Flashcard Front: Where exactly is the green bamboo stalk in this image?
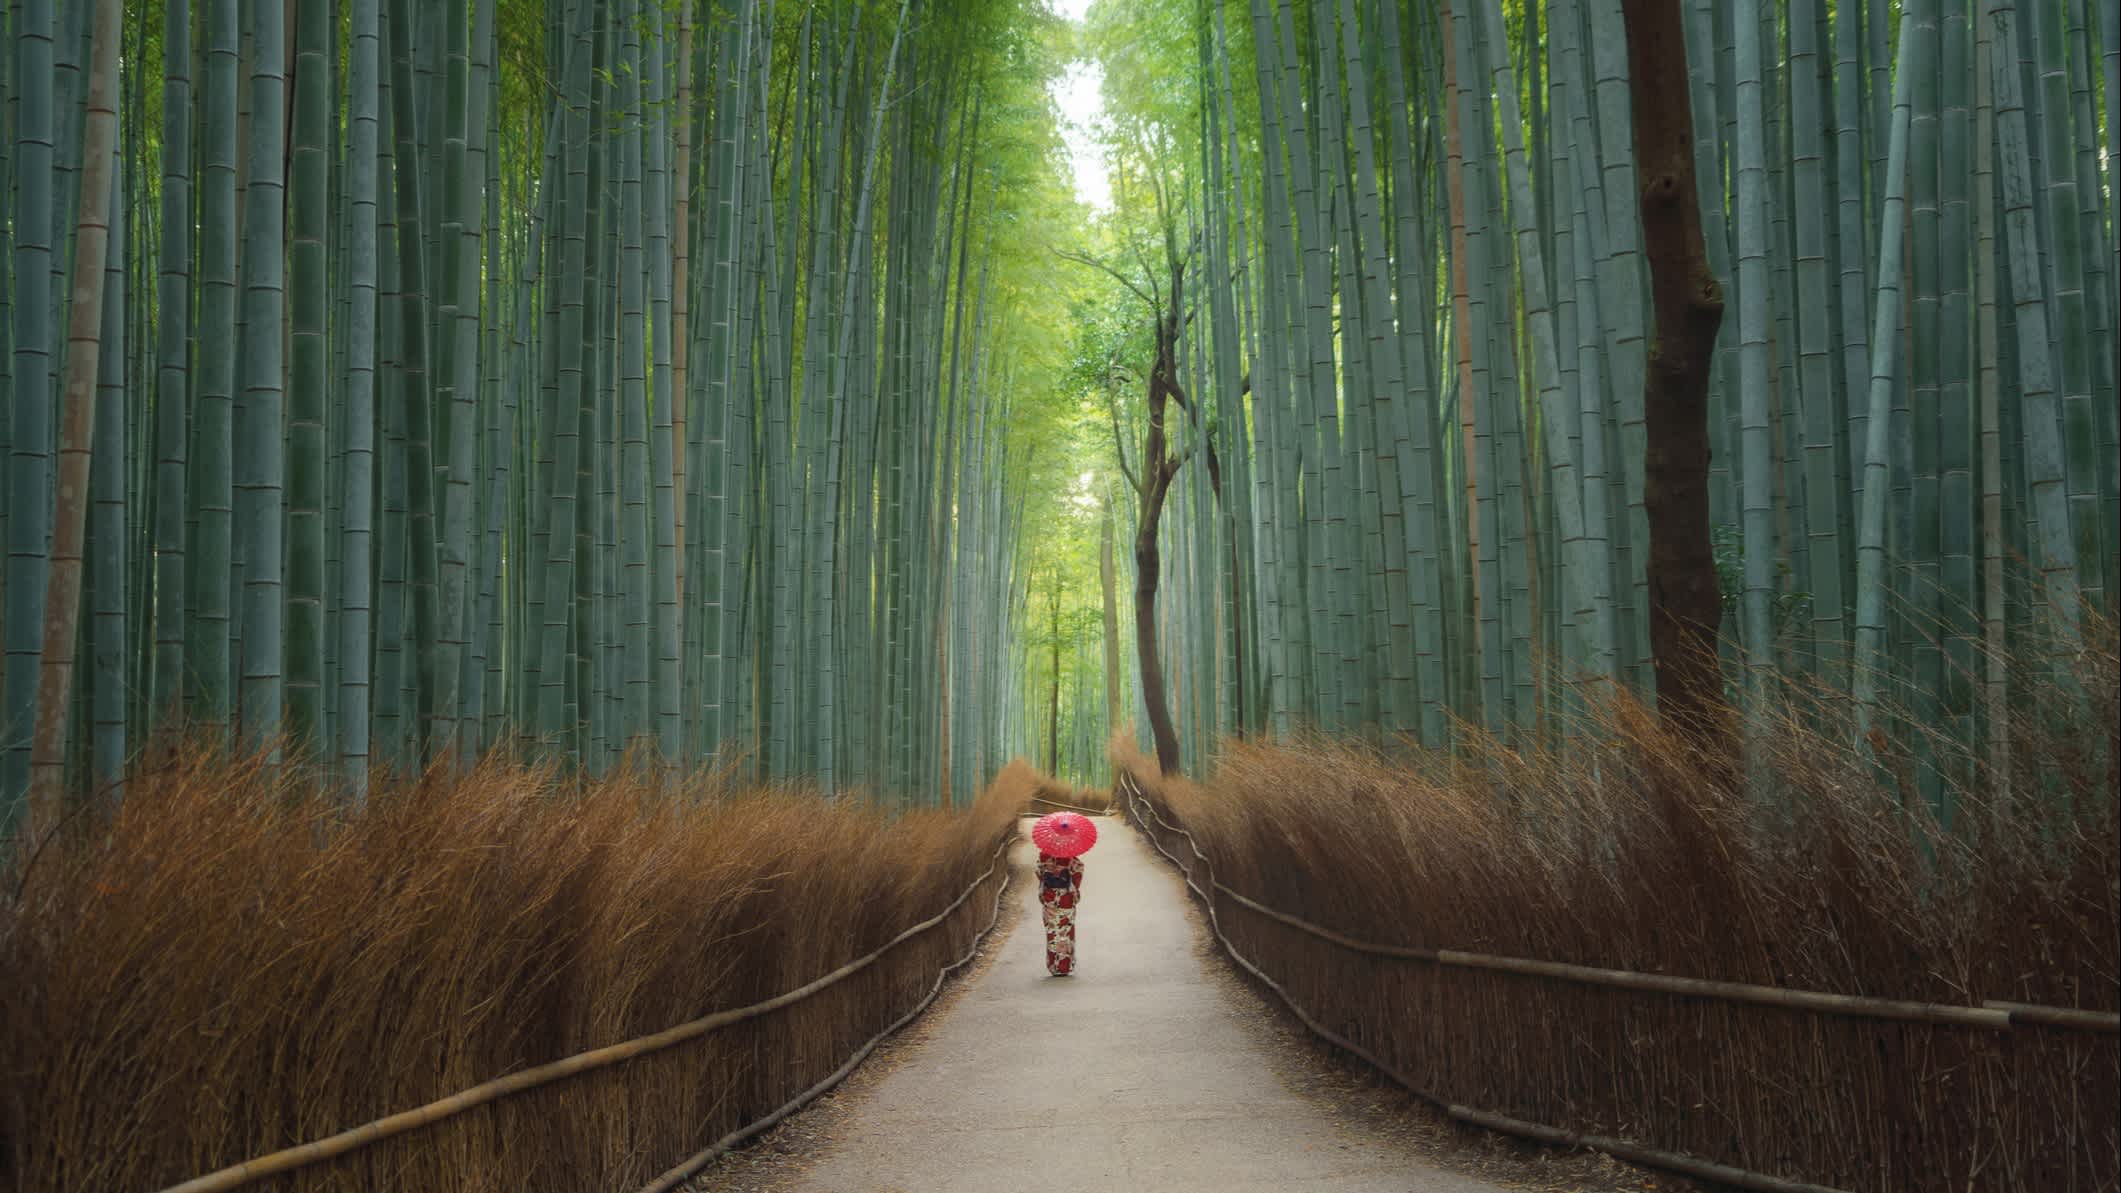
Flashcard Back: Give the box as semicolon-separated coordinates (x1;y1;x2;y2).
1478;0;1617;688
646;0;680;759
150;0;192;726
1571;0;1645;688
1245;0;1307;736
615;0;652;753
1790;0;1848;687
287;0;331;750
1365;0;1450;738
372;34;409;765
1446;0;1508;734
1936;0;1976;805
385;0;436;759
0;5;13;691
1731;0;1775;698
1334;0;1415;733
1904;0;1944;803
1852;0;1925;734
1553;7;1623;709
1829;0;1872;504
434;0;487;762
26;0;122;835
817;0;913;791
2066;0;2118;607
338;0;382;793
535;0;593;746
465;0;499;751
2032;0;2105;614
233;0;287;751
580;3;616;762
4;0;59;822
1983;0;2083;647
90;151;127;791
1973;3;2010;807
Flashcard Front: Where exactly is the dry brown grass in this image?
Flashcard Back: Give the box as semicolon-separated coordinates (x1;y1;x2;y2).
0;749;1035;1193
1028;780;1112;814
1115;630;2119;1193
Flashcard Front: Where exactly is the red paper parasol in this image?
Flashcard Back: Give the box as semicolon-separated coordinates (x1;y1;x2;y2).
1031;812;1098;858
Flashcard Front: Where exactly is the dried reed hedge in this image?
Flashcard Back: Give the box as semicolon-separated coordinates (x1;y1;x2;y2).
1030;781;1112;814
1116;632;2119;1193
0;749;1034;1193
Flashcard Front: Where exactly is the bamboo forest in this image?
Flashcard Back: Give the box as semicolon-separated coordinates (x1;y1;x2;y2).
1;0;2116;1190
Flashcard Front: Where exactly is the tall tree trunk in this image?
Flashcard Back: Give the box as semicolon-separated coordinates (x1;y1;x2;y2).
1135;498;1182;775
1620;0;1729;739
1100;494;1121;730
1135;262;1189;777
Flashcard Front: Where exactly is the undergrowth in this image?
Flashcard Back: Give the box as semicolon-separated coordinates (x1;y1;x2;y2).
0;749;1035;1193
1116;626;2119;1192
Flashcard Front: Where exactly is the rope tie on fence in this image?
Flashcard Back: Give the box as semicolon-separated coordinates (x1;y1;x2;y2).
154;832;1019;1193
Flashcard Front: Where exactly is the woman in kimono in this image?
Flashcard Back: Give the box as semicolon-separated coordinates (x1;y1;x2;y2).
1035;850;1085;975
1030;810;1096;976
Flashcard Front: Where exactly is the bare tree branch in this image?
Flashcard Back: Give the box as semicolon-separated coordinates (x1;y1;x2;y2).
1167;375;1193;414
1053;247;1158;309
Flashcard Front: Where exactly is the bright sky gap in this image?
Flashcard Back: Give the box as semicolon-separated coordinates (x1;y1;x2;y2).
1050;0;1110;212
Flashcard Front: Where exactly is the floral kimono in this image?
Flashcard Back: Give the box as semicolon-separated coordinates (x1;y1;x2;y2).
1035;852;1085;975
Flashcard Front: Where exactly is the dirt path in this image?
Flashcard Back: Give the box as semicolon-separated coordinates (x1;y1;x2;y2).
760;817;1513;1192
